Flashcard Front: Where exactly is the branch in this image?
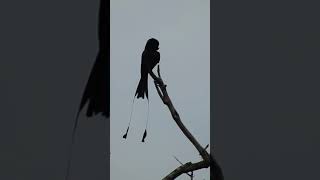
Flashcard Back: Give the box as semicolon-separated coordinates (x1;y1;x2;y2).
173;156;194;179
153;65;224;180
164;160;207;179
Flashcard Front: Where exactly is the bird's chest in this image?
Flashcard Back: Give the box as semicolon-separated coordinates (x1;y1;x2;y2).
142;52;159;69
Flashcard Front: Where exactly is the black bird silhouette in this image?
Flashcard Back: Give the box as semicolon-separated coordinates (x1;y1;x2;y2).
65;0;109;179
135;38;160;99
123;38;160;142
77;0;109;119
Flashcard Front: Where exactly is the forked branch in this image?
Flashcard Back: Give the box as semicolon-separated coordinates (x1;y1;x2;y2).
153;65;224;180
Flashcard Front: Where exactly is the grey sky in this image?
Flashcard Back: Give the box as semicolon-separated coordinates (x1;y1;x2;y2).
110;0;210;179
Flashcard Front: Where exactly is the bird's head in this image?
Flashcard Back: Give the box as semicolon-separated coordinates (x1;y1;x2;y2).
145;38;159;51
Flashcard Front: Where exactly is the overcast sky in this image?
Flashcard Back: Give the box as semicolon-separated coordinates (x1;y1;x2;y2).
110;0;210;179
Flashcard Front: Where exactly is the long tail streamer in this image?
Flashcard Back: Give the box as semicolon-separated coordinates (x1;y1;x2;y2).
142;98;150;142
123;96;136;139
65;110;81;180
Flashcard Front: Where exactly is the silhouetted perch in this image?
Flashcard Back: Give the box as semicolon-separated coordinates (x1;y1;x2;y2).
153;66;223;180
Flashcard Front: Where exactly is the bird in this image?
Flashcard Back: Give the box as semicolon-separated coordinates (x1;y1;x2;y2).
77;0;109;119
65;0;109;179
123;38;160;142
135;38;160;99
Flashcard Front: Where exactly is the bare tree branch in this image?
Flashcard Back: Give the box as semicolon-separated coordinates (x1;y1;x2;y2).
153;65;224;180
173;156;194;179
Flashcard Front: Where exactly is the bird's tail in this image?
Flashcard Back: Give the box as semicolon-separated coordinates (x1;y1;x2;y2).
135;77;148;99
65;110;81;180
141;99;149;142
123;96;135;139
124;79;150;141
